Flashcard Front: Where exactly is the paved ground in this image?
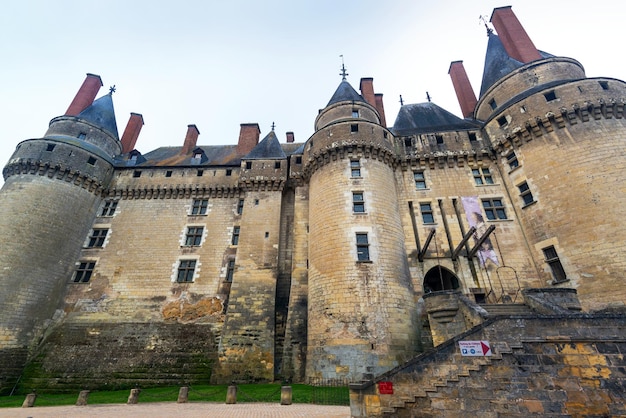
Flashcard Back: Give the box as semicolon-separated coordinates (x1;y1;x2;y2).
0;402;351;417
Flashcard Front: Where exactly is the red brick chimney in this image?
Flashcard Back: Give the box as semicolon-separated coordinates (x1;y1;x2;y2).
448;61;478;119
286;132;295;143
359;78;376;108
490;6;541;63
65;73;103;116
374;94;387;127
120;113;144;153
237;123;260;155
180;124;200;155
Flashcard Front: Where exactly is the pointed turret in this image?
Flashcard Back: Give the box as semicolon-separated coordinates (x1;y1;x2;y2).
245;130;286;160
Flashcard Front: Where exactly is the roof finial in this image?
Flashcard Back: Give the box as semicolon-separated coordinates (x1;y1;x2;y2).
479;15;493;36
339;55;349;80
271;122;276;131
109;85;116;95
399;95;404;106
426;91;432;102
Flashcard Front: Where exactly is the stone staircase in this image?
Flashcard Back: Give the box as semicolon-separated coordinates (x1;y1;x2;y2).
479;302;534;316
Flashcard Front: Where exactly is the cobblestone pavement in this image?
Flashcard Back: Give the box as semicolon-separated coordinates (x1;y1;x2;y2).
0;402;351;417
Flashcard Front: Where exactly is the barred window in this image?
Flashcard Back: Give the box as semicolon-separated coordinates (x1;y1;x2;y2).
73;261;96;283
482;198;507;220
177;260;197;283
87;228;108;248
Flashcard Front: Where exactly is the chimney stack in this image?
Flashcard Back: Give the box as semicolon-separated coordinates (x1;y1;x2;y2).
359;78;376;108
120;113;144;154
286;132;295;143
374;94;387;127
448;61;478;119
180;124;200;155
65;73;103;116
237;123;261;155
490;6;541;63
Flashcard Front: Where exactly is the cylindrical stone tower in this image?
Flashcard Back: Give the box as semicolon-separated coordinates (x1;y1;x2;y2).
0;74;120;387
303;80;417;382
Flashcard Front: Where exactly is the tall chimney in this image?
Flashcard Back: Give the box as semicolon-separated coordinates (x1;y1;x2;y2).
237;123;260;155
359;78;376;108
374;94;387;127
286;132;295;143
180;124;200;155
490;6;541;63
65;73;103;116
120;113;144;153
448;61;478;119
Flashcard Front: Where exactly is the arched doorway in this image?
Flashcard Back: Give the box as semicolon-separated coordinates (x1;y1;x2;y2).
423;266;460;293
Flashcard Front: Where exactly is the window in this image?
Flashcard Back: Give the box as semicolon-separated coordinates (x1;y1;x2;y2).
176;260;196;283
274;161;281;169
73;261;95;283
599;81;609;90
350;160;361;177
353;192;365;213
226;169;232;176
237;199;244;215
543;246;567;283
133;170;141;178
46;143;55;151
165;170;173;177
87;228;108;248
351;124;358;133
489;99;497;110
191;199;208;215
419;203;434;224
435;135;444;144
482;198;507;220
225;260;235;282
100;200;118;217
404;138;412;147
197;170;203;177
295;156;302;164
254;199;259;205
352;110;359;118
78;133;87;140
246;161;252;169
497;116;508;127
194;152;203;159
518;182;535;206
231;226;240;245
544;90;557;102
414;171;426;189
184;226;204;246
472;167;494;185
506;151;519;169
356;233;370;261
468;132;477;142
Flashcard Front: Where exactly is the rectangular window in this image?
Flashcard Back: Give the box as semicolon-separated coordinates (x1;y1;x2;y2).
356;233;370;261
78;132;87;140
350;160;361;177
133;170;141;178
225;259;235;282
482;198;507;220
100;200;118;217
472;167;494;185
237;199;244;215
518;182;535;206
46;143;56;151
73;261;95;283
543;246;567;283
176;260;196;283
184;226;204;246
353;192;365;213
497;116;508;127
414;171;426;189
435;135;444;144
489;98;497;110
351;124;358;133
191;199;208;215
295;156;302;164
599;81;609;90
544;90;557;102
197;170;203;177
419;202;435;224
246;161;252;169
226;169;232;176
352;110;359;118
165;170;173;177
231;226;240;245
274;161;281;169
87;157;97;166
468;132;477;142
87;228;108;248
506;151;519;169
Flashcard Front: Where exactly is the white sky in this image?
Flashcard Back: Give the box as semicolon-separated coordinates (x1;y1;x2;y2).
1;1;625;187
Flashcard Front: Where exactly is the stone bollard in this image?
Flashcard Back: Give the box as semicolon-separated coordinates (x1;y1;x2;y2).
22;392;37;408
225;385;237;404
177;386;189;403
280;385;292;405
76;390;90;406
127;388;141;404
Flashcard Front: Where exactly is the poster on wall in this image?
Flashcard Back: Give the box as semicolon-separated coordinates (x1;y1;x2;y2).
461;196;499;268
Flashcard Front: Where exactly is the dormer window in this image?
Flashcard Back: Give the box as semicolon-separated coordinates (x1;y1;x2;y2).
194;152;203;159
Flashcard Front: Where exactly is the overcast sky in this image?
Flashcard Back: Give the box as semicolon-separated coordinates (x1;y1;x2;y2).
1;1;625;187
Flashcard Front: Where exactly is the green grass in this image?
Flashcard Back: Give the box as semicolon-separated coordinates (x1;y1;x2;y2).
0;383;350;407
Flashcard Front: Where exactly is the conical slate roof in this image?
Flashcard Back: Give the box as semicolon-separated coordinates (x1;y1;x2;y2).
78;93;119;139
392;102;480;136
245;130;286;159
327;80;367;106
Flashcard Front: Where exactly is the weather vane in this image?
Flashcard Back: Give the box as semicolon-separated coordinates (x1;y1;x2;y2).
426;91;432;102
479;15;493;36
109;85;116;95
271;122;276;131
399;95;404;106
339;55;348;80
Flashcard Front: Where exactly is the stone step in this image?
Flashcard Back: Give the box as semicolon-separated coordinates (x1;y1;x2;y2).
480;303;534;316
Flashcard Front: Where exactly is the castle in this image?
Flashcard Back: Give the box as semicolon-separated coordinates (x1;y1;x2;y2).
1;6;625;410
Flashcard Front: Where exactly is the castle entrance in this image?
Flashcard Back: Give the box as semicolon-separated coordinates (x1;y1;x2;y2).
423;266;460;293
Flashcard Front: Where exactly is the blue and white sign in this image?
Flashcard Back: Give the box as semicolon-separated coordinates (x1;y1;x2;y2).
459;340;492;356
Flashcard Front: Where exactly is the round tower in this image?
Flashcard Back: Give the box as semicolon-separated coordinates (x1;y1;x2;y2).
477;7;626;309
303;79;418;382
0;74;120;384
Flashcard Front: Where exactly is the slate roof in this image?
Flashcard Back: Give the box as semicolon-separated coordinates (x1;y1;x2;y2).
245;130;287;159
391;102;481;136
78;94;119;140
327;80;367;106
480;32;554;98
